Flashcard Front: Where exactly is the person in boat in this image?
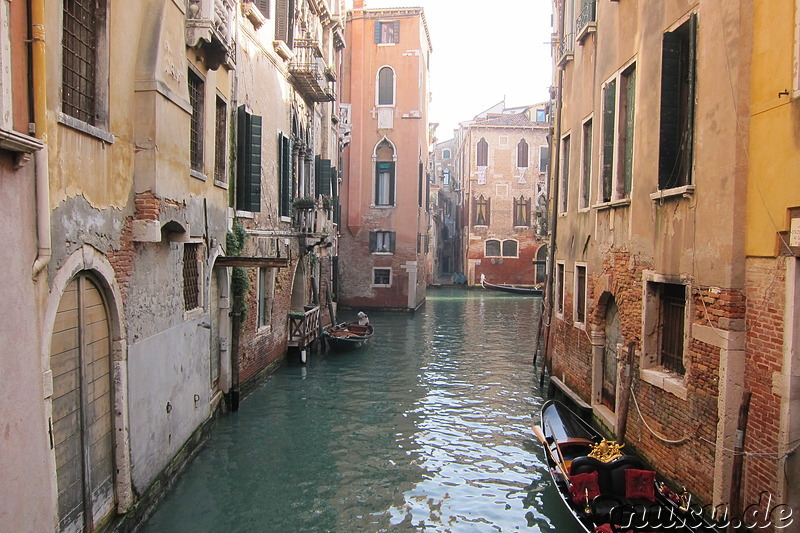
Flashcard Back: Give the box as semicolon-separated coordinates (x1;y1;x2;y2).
357;311;369;326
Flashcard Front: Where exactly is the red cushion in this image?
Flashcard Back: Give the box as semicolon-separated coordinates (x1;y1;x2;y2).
594;525;614;533
624;468;656;501
570;470;601;504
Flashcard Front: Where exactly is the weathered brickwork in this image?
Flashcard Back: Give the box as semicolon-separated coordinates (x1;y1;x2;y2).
106;217;135;303
552;250;746;504
743;257;786;512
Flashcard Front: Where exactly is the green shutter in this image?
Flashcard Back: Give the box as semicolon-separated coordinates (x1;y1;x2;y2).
369;231;377;252
374;21;382;43
623;68;636;197
279;133;293;217
236;106;262;212
602;80;616;202
658;31;682;189
389;232;396;252
393;20;400;43
319;159;332;196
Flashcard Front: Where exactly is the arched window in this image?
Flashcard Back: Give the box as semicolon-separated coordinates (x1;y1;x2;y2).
473;194;489;226
378;67;395;106
534;245;547;285
485;239;501;257
517;139;529;168
502;239;518;257
476;138;488;166
374;140;395;206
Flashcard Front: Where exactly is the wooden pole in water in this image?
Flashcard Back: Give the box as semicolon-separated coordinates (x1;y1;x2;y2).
616;342;636;443
729;390;751;532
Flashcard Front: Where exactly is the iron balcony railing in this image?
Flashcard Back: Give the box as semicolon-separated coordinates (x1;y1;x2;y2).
289;39;335;102
576;0;597;41
557;32;574;65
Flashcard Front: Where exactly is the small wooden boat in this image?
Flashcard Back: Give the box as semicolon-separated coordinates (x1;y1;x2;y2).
480;274;542;295
324;322;374;351
534;400;721;532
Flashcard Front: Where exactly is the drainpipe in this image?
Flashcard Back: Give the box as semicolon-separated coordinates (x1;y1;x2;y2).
30;0;51;280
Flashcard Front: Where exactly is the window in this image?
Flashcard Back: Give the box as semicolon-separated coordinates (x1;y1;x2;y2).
575;264;587;325
580;118;592;209
556;262;565;315
502;240;518;257
643;275;688;379
474;195;490;226
374;20;400;44
188;69;205;175
517;139;529;168
255;0;270;17
659;15;696;190
442;149;451;159
476;138;488;166
539;145;550;172
278;132;293;217
536;109;547;122
375;161;395;206
485;239;501;256
370;231;396;253
373;268;391;286
258;268;274;329
275;0;295;47
443;169;450;185
62;0;106;126
378;67;395;106
183;243;203;311
214;96;228;185
600;64;636;202
658;283;686;374
513;196;531;227
236;106;262;212
534;245;548;285
559;134;570;214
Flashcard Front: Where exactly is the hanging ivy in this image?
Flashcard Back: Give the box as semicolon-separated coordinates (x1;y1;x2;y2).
226;220;249;320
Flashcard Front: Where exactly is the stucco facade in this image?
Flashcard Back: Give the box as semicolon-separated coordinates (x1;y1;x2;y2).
339;1;432;311
547;0;752;513
455;105;549;287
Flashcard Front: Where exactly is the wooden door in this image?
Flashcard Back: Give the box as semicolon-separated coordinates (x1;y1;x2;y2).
50;274;115;532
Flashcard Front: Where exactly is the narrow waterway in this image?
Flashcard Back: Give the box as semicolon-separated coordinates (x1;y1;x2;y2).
141;288;575;532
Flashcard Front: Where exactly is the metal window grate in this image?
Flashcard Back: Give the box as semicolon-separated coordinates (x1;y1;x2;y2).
183;244;201;310
189;70;205;172
62;0;100;124
214;97;227;183
660;284;686;374
576;266;586;323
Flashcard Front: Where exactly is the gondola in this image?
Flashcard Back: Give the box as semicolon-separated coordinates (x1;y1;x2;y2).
534;400;721;532
324;322;374;351
480;274;542;295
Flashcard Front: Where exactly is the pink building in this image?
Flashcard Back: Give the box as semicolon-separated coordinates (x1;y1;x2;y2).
339;1;433;310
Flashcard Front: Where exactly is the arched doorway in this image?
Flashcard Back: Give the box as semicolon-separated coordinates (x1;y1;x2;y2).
602;298;621;411
50;273;116;532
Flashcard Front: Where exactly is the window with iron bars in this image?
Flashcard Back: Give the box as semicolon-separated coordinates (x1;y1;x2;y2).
183;243;202;311
214;96;227;184
62;0;105;125
189;69;205;174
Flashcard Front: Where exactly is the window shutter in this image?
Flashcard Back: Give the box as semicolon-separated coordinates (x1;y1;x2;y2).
256;0;270;17
236;106;262;212
486;197;491;226
369;231;377;252
319;159;332;196
374;21;382;43
276;0;288;41
330;166;338;199
279;133;293;217
658;31;682;189
393;20;400;43
389;162;395;205
314;154;321;194
602;80;616;202
540;145;550;171
389;232;396;252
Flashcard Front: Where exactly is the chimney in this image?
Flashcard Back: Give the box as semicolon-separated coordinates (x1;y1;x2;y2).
353;0;365;8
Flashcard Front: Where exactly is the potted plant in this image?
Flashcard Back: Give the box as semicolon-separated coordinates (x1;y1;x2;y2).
292;196;315;209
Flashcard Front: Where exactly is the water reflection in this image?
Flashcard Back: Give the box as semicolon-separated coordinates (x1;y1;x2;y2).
142;288;574;532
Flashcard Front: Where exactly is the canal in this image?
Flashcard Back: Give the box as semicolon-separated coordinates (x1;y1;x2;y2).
141;288;575;532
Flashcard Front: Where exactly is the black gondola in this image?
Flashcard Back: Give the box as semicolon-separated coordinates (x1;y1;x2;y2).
534;400;721;533
480;274;542;295
324;322;374;351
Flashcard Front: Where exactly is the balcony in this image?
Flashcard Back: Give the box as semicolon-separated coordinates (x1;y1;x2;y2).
576;0;597;42
557;32;574;66
186;0;235;70
292;202;334;236
289;39;335;102
288;306;321;348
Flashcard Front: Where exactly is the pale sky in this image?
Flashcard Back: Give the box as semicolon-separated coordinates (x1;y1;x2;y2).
345;0;554;139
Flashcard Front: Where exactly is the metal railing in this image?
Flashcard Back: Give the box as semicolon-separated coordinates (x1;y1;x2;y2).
576;0;597;36
557;33;574;64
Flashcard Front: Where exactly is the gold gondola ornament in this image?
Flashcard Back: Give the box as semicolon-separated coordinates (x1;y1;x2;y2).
587;438;625;463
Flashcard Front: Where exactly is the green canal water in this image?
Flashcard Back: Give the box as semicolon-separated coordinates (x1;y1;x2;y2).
140;287;576;532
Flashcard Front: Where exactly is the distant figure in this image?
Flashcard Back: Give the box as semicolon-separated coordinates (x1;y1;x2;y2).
357;311;369;326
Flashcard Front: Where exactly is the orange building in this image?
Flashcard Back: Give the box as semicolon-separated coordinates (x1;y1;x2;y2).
339;1;433;310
